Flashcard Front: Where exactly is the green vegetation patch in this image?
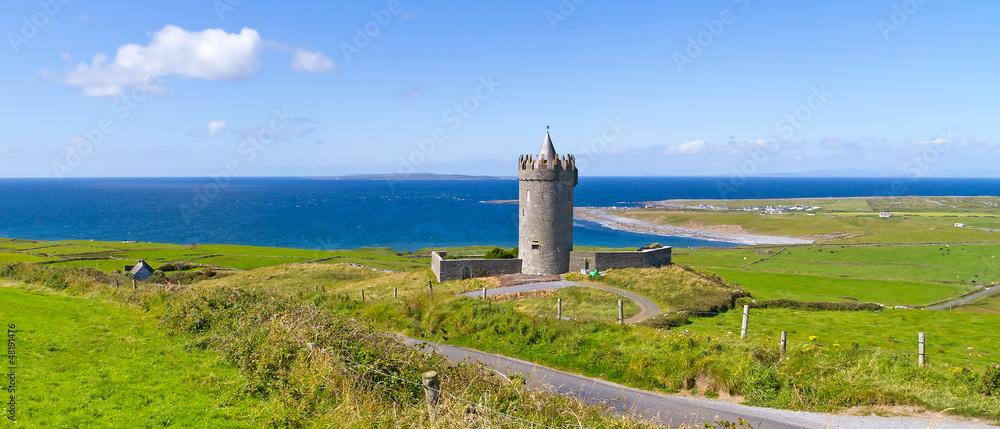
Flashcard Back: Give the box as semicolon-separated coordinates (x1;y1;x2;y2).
0;238;430;273
659;196;1000;214
567;265;742;313
0;253;58;264
351;296;1000;419
0;265;652;428
0;286;262;427
621;209;1000;244
686;307;1000;371
741;244;1000;284
493;286;639;321
708;268;968;307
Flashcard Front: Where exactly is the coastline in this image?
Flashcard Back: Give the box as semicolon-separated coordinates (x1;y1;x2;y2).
573;207;814;246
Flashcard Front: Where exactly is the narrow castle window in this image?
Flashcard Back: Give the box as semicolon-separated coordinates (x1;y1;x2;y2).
531;240;540;250
526;190;530;203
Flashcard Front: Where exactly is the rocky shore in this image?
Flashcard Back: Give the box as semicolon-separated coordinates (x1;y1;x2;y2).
574;207;814;246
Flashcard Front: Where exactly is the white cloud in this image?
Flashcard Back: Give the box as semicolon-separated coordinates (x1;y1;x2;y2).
290;49;336;73
663;139;712;155
208;120;227;137
49;25;335;96
291;127;316;138
64;136;85;144
398;82;432;99
920;137;949;146
59;52;71;61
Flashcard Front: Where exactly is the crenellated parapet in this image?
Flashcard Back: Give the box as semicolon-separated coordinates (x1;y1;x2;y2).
518;153;577;171
518;153;578;186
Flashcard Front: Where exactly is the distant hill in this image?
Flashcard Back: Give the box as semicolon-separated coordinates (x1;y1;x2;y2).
315;173;515;181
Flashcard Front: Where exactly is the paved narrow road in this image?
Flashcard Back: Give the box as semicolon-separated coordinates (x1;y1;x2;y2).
400;336;992;429
927;285;1000;310
460;278;661;324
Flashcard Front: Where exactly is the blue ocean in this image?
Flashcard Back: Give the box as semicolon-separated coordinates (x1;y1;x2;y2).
1;177;998;251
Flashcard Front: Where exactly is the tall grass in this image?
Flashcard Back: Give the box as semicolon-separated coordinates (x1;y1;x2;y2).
0;263;660;428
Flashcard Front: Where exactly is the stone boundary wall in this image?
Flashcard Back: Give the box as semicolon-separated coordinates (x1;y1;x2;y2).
569;247;672;273
431;251;523;282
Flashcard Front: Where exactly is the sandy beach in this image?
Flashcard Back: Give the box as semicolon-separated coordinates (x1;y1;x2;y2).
574;207;814;246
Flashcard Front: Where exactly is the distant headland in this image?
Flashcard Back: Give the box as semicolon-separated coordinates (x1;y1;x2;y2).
314;173;515;181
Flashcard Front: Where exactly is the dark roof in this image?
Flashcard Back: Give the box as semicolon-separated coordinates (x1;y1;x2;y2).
129;260;155;281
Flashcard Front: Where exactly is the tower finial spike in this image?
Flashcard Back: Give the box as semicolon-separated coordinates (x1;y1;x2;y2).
539;128;556;161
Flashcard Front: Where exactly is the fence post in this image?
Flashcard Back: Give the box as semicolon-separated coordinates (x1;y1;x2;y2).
741;304;750;339
780;331;787;354
558;298;562;319
361;289;365;303
618;300;624;325
918;332;926;368
482;286;487;299
422;370;440;416
132;279;137;289
394;287;397;299
315;285;318;293
428;281;433;295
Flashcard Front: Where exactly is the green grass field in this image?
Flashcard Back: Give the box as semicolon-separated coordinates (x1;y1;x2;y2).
621;210;1000;243
684;307;1000;369
659;196;1000;214
8;251;1000;421
493;286;640;321
0;284;263;427
0;237;432;273
706;268;969;306
672;244;1000;306
0;273;655;428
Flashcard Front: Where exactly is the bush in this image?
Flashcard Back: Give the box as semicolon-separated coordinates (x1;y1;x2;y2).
645;311;690;329
0;263;70;290
736;298;883;312
483;247;517;259
980;365;1000;396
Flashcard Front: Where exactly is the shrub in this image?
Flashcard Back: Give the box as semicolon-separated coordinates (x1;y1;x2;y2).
483;247;517;259
979;365;1000;396
736;298;883;312
645;311;690;328
0;263;70;290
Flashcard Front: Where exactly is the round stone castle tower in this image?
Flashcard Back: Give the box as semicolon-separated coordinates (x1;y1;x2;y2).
518;131;578;275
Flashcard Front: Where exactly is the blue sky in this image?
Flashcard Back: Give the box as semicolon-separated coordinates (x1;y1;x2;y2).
1;0;998;178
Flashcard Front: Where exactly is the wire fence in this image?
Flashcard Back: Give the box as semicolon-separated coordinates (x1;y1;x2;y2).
680;306;1000;368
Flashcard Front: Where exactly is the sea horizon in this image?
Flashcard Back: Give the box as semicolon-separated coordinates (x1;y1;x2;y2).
2;176;999;252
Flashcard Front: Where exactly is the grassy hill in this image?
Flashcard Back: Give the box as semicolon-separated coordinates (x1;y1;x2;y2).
0;284;263;427
0;270;653;428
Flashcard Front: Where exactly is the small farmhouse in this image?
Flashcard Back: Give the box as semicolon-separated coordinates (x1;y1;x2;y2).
125;260;155;281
